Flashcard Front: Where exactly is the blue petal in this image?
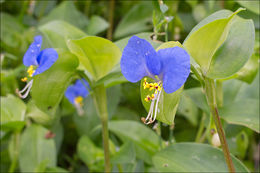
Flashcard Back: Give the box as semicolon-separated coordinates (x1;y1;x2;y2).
74;79;89;98
120;36;161;82
33;48;58;76
158;47;190;94
23;35;42;66
65;85;77;104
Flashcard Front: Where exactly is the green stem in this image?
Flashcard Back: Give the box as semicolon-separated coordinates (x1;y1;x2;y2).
107;0;115;40
164;23;168;42
93;85;111;172
9;132;20;173
216;80;223;107
190;65;205;87
195;112;206;143
204;77;235;173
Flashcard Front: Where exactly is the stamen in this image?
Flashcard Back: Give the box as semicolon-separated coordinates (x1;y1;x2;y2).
27;65;35;77
16;80;33;99
21;77;28;82
152;89;162;122
74;96;84;116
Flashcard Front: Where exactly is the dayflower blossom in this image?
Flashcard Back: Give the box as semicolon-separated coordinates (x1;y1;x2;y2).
65;79;90;115
16;35;58;98
120;36;190;124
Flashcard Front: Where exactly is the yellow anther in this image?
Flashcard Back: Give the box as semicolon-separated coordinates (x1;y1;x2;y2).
74;96;83;106
27;65;35;77
151;94;155;99
21;77;28;82
144;95;151;102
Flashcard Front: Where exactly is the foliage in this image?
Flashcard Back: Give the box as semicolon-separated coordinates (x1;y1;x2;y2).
1;0;259;173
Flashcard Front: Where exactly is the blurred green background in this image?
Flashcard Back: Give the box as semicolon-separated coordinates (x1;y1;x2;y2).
1;0;259;172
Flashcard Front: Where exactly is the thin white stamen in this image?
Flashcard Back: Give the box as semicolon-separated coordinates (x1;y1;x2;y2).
74;102;84;116
16;80;33;99
152;89;162;122
145;98;155;121
19;80;33;93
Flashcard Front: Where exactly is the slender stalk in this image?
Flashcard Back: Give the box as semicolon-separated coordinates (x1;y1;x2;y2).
195;112;206;143
169;124;174;144
9;132;20;173
93;85;111;172
204;77;235;173
107;0;115;40
216;80;223;107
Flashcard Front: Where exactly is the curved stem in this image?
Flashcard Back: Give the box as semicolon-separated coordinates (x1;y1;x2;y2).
195;112;206;143
107;0;115;40
204;77;235;173
93;85;111;172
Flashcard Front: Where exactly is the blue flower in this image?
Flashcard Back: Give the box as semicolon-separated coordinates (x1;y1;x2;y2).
17;35;58;99
120;36;190;124
65;79;90;115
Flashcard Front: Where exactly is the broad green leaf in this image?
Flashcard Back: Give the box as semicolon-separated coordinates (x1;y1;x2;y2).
233;53;259;84
236;1;260;14
219;99;259;133
177;94;199;126
86;15;109;35
207;17;255;78
19;124;56;172
31;50;79;115
108;120;160;156
26;101;53;126
184;8;244;73
39;1;88;29
153;143;249;172
140;41;184;125
0;95;26;131
67;36;121;81
111;142;136;164
114;2;153;39
39;20;86;49
46;167;68;173
115;32;161;51
77;135;104;172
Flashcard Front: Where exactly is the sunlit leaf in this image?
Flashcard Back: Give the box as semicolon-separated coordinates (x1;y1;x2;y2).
67;36;121;81
19;124;56;172
153;143;249;172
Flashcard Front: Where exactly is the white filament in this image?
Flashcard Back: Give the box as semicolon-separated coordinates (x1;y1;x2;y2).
16;80;33;99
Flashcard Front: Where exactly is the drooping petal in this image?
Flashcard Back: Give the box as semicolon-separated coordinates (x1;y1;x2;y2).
74;79;89;97
120;36;161;82
23;35;42;66
33;48;58;76
65;85;77;104
158;47;190;94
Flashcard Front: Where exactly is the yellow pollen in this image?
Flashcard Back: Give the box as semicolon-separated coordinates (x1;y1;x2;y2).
21;77;28;82
27;65;35;77
143;78;162;102
74;96;83;106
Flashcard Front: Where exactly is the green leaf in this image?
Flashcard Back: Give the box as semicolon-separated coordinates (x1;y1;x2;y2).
153;143;249;172
0;95;26;131
111;142;136;164
26;101;53;126
206;17;255;78
236;1;260;14
184;8;244;73
140;41;184;125
115;32;161;52
219;99;259;133
177;94;199;126
19;124;56;172
77;135;104;172
46;167;68;173
108;120;160;156
39;20;86;49
114;2;153;39
39;1;88;29
86;15;109;35
67;36;121;81
31;49;79;115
